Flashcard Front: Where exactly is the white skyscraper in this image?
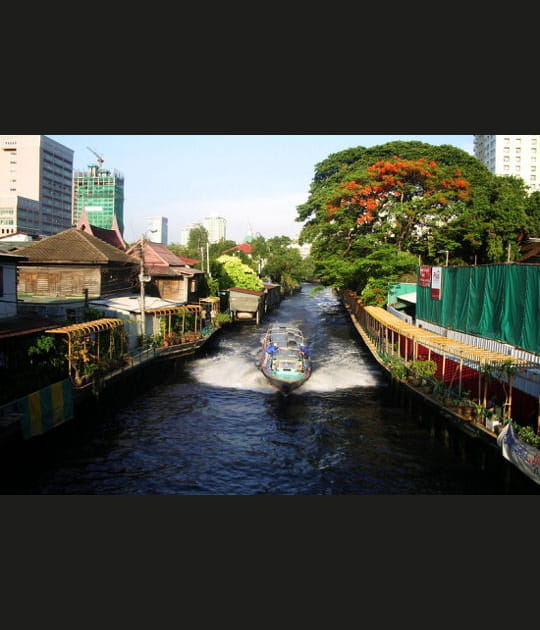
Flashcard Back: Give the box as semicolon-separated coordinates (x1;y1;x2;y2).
0;134;74;237
473;135;540;193
204;214;226;243
146;216;168;244
180;222;203;246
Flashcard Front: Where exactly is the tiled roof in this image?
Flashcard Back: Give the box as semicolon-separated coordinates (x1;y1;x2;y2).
126;240;199;268
13;228;138;265
222;243;252;255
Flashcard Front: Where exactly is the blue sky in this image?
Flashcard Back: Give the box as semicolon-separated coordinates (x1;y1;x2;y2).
48;134;475;244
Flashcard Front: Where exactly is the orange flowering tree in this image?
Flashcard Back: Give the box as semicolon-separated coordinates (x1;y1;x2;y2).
324;156;471;254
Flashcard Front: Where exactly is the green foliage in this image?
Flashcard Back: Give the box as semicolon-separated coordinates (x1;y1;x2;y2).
83;307;105;321
525;190;540;237
27;335;67;371
517;425;540;449
187;225;209;249
260;236;305;293
388;356;408;380
215;255;264;291
409;359;437;379
215;312;232;325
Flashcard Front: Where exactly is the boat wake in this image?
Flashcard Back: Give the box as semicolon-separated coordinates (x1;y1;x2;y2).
190;284;385;393
191;351;383;393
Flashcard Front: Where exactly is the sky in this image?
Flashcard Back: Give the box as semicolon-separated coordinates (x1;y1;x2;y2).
48;134;475;244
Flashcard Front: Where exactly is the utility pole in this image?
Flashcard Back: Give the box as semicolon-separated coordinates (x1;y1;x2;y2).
139;233;146;340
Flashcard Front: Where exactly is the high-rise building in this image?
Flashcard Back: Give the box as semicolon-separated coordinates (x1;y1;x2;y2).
473;135;540;193
146;216;168;244
204;214;226;243
180;222;203;246
72;162;125;235
0;134;74;237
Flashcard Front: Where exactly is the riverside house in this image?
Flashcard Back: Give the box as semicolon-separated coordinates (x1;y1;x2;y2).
125;238;205;304
14;227;139;323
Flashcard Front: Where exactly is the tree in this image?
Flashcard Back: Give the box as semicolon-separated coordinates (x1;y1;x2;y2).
260;236;309;294
295;140;532;298
525;190;540;237
188;225;209;250
324;156;471;255
214;255;264;291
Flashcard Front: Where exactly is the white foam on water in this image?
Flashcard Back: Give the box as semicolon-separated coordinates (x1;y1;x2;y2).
301;362;381;392
192;354;273;392
191;347;383;393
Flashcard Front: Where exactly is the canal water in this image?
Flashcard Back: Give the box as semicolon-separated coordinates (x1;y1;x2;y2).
0;284;510;494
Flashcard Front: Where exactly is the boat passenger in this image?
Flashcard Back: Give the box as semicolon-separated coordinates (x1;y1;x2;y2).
267;343;279;354
300;344;310;357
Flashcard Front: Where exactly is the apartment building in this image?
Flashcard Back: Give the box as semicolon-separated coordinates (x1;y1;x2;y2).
473;135;540;193
0;135;74;237
204;214;226;243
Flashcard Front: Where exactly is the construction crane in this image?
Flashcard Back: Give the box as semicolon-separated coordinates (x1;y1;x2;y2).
87;146;104;169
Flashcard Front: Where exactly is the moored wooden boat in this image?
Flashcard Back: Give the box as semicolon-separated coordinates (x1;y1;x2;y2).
260;325;312;394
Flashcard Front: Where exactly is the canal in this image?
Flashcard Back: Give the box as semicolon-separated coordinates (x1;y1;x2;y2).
0;284;513;494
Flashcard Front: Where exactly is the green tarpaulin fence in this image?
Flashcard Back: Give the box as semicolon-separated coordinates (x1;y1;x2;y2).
416;264;540;354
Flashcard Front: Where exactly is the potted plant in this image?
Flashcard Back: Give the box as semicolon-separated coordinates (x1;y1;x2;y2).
408;359;437;388
458;394;475;421
470;400;488;425
388;356;408;381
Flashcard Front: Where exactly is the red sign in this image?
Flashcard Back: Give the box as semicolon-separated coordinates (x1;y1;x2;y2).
419;266;431;287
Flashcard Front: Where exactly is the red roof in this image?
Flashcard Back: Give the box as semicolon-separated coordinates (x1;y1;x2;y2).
222;243;252;255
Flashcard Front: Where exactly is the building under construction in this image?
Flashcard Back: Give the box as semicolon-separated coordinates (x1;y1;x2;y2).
72;150;125;235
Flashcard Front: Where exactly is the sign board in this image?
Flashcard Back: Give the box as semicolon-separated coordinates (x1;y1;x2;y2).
431;266;442;300
419;266;431;287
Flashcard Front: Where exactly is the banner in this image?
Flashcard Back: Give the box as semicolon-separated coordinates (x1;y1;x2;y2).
16;379;74;440
419;266;431;287
497;422;540;486
431;266;442;300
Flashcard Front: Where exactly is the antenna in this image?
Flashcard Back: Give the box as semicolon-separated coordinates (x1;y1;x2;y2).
87;146;104;169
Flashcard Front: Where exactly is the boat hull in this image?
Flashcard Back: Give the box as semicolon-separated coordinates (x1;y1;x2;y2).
260;325;312;394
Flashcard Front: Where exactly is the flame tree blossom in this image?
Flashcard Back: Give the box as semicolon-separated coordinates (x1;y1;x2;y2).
324;156;471;253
